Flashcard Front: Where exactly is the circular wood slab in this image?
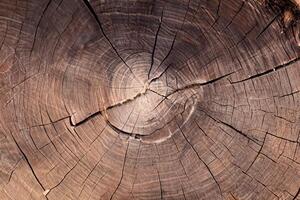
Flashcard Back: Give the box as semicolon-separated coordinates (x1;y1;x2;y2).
0;0;300;199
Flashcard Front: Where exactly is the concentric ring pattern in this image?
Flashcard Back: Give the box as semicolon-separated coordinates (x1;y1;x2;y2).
0;0;300;199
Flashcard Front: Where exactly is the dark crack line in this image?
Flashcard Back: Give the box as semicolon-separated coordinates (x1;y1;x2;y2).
148;9;164;80
55;0;63;10
149;63;172;84
232;163;280;199
165;71;235;98
216;0;221;16
148;88;167;98
266;132;300;144
48;133;117;194
69;88;149;129
65;122;83;142
82;0;142;84
236;22;257;46
47;158;81;194
87;172;107;199
6;159;22;184
38;110;69;167
69;72;233;134
78;136;117;198
224;1;245;30
110;142;129;200
31;0;52;56
211;0;222;29
177;122;223;196
132;110;141;134
194;120;208;137
69;103;143;138
103;83;150;110
246;134;267;172
157;167;163;200
293;188;300;200
46;136;119;196
230;192;238;200
256;12;281;39
181;187;187;200
11;72;41;90
150;34;177;80
121;105;135;130
278;90;300;98
46;111;80;166
21;116;70;130
105;117;143;139
229;56;300;84
149;0;191;80
69;111;143;139
274;114;295;123
198;109;261;145
218;120;261;145
11;134;46;192
194;118;236;159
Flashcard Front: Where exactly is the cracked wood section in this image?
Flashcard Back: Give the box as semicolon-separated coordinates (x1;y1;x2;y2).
0;0;300;200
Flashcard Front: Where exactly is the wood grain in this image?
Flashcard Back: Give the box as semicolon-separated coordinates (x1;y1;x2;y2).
0;0;299;199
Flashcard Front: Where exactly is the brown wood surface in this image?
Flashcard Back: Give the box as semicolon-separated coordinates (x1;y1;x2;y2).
0;0;300;199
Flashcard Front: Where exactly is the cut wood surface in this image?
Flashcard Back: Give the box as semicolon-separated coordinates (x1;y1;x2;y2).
0;0;300;199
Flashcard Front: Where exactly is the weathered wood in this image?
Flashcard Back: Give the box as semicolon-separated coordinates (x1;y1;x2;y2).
0;0;299;199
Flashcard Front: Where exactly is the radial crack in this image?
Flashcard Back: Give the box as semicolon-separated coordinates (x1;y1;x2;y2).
148;9;164;80
256;12;281;39
198;109;261;145
224;1;245;30
246;134;267;172
229;56;300;84
11;134;46;192
150;34;177;79
293;188;300;200
110;142;129;200
157;167;163;200
266;132;300;144
164;72;235;98
70;71;234;138
31;0;52;56
177;122;223;196
149;0;191;80
82;0;142;84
